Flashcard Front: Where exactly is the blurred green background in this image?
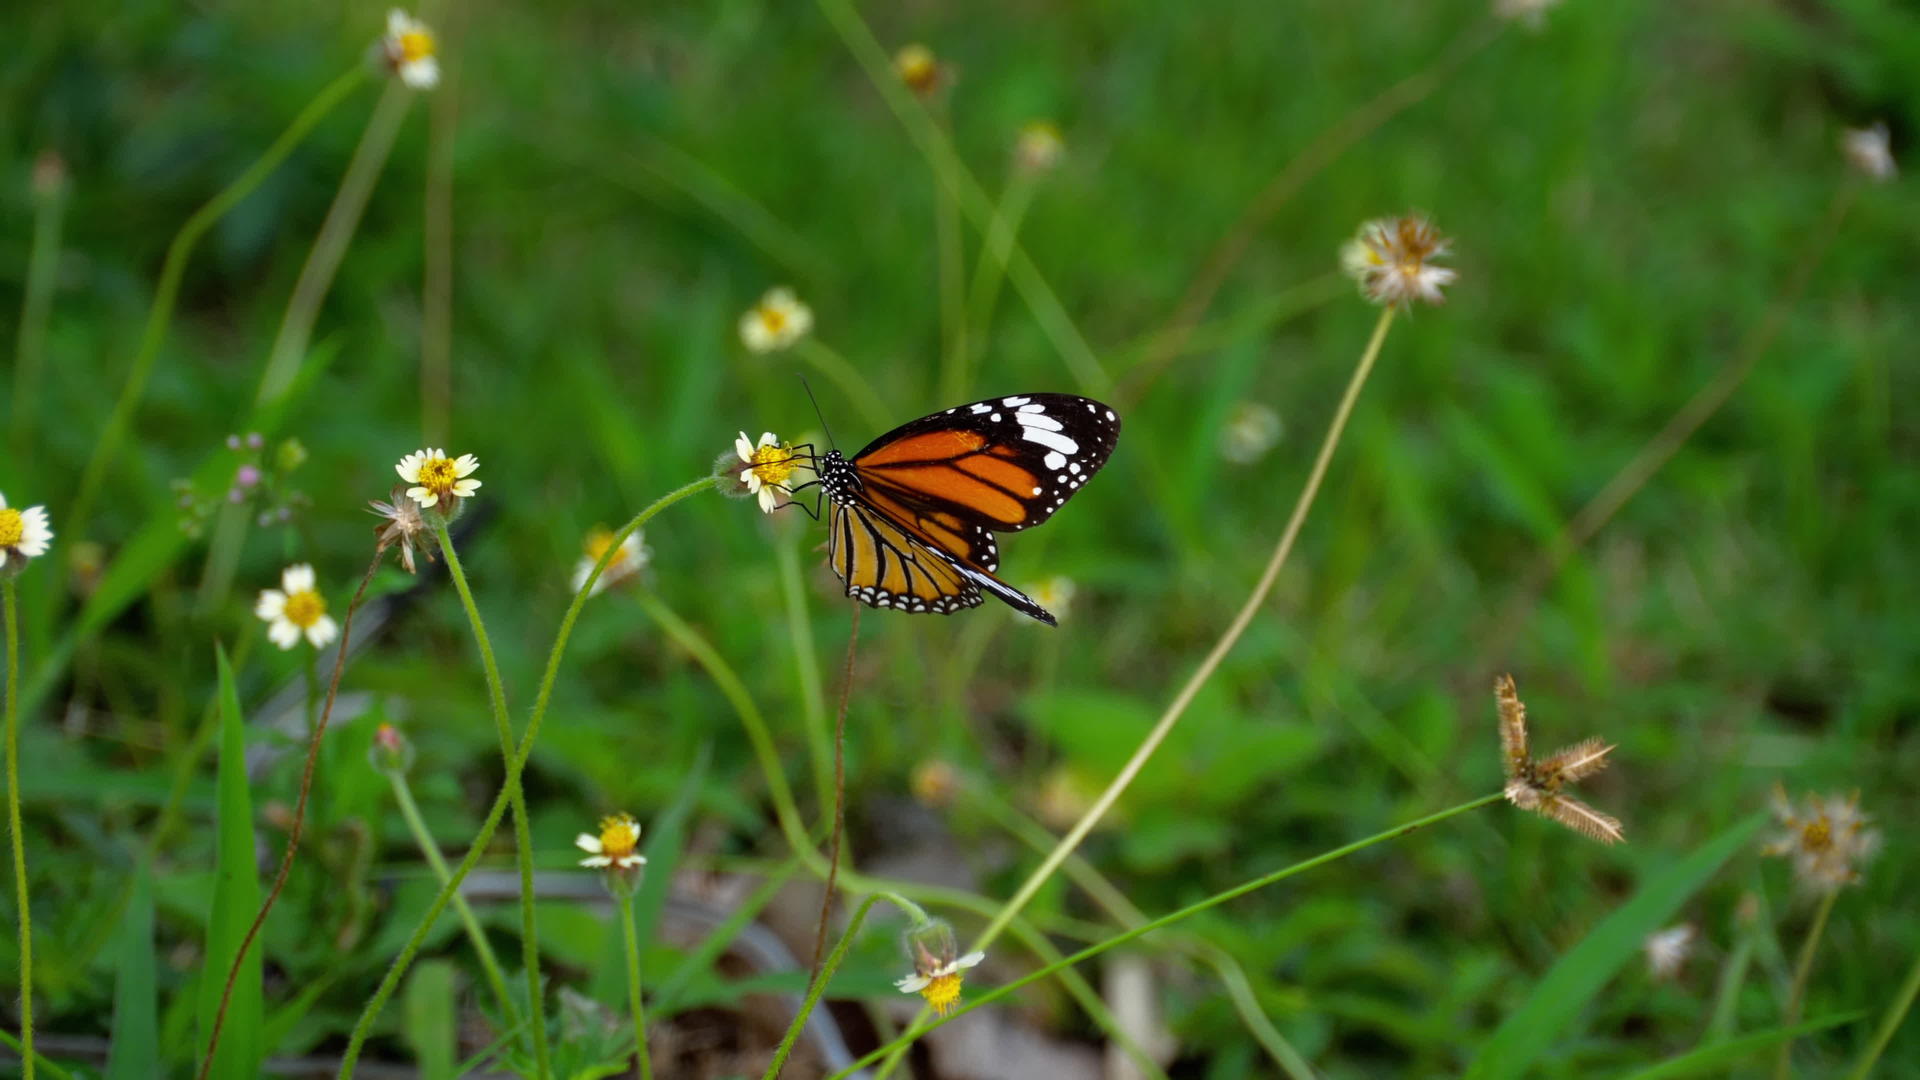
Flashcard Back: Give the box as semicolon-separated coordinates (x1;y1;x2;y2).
2;0;1917;1076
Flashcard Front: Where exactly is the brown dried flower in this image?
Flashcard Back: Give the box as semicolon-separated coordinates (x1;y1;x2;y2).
1496;674;1624;845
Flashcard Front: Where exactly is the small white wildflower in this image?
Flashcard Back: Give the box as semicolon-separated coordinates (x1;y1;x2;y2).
1841;123;1896;183
0;492;53;572
255;563;338;650
381;10;440;89
738;288;813;353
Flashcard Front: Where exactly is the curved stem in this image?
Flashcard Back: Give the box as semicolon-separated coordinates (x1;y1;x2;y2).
4;582;33;1079
434;522;550;1080
335;475;717;1078
762;892;925;1080
1775;888;1839;1080
617;894;654;1080
837;793;1502;1079
69;67;366;538
387;770;520;1029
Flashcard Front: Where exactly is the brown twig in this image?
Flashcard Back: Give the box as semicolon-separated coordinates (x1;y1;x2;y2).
197;549;386;1080
808;604;861;984
1117;17;1502;407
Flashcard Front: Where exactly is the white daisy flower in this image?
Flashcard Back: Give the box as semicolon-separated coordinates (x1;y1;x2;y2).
381;10;440;89
575;813;647;871
1841;123;1896;183
736;431;801;513
572;526;651;596
255;563;339;650
395;448;481;513
0;492;53;571
895;931;986;1017
738;288;813;353
1341;214;1457;309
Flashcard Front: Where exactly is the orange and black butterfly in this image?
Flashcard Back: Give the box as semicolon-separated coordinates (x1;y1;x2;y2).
798;394;1120;626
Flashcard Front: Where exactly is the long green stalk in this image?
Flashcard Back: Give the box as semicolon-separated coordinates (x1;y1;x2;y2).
1846;945;1920;1080
69;68;365;539
834;793;1503;1079
435;523;551;1080
4;582;33;1079
336;475;718;1077
617;895;654;1080
762;892;926;1080
775;540;833;814
11;158;67;462
1776;888;1839;1080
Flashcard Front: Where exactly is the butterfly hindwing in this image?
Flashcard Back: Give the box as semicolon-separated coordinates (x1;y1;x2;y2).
827;500;984;615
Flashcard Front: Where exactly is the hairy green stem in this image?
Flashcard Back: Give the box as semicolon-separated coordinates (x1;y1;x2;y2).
837;793;1502;1078
4;582;33;1079
617;894;655;1080
69;67;365;539
387;770;522;1032
335;475;717;1077
435;522;551;1080
1776;888;1839;1080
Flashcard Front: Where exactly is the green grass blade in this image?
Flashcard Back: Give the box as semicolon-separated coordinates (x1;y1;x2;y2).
1621;1014;1861;1080
197;645;263;1078
403;960;459;1080
105;858;159;1080
1465;814;1765;1080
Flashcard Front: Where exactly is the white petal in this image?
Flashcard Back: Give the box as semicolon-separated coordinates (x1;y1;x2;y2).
453;454;479;477
575;833;603;853
268;619;301;650
453;479;481;497
0;550;9;569
579;855;612;868
896;975;930;993
405;486;437;508
387;9;411;36
617;854;648;868
741;470;761;493
757;485;778;513
255;590;287;620
397;452;424;482
402;57;439;89
306;615;339;648
954;951;986;970
758;432;777;447
571;559;594;594
0;492;7;510
283;563;316;592
736;433;755;462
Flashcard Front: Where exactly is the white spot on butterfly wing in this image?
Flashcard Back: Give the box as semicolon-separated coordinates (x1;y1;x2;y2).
1015;411;1064;432
1043;451;1067;470
1003;396;1031;406
991;413;1002;422
1025;428;1080;456
970;402;992;414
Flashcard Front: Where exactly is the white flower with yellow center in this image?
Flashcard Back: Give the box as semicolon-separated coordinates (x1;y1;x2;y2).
381;10;440;89
738;288;813;353
0;492;53;571
396;448;481;513
896;948;986;1017
572;526;651;596
255;563;338;650
576;813;647;870
736;431;802;513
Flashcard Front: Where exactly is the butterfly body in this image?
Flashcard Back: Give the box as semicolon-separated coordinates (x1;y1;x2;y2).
816;394;1120;625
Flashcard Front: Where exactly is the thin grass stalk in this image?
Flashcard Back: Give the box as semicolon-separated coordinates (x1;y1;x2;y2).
1481;182;1858;669
840;793;1503;1079
775;539;833;812
0;1031;67;1080
814;0;1108;394
421;39;459;444
808;607;860;982
1775;888;1840;1080
387;770;521;1029
3;582;33;1079
1845;945;1920;1080
433;524;551;1080
875;304;1398;1076
197;552;382;1080
1119;17;1500;405
764;892;925;1080
68;67;365;539
617;894;654;1080
336;475;717;1078
10;159;66;463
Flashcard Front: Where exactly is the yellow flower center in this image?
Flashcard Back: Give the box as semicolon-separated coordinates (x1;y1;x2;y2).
895;45;938;94
283;590;326;629
749;443;798;488
597;815;641;860
1801;817;1832;852
0;509;21;548
920;972;965;1016
398;29;435;62
417;456;460;494
584;527;629;568
759;306;789;335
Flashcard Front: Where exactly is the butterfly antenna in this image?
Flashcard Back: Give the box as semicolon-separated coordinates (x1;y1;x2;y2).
798;373;837;451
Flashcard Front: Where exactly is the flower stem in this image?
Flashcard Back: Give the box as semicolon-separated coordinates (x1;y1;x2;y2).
1776;887;1840;1080
617;894;654;1080
433;522;551;1080
1846;943;1920;1080
875;304;1398;1076
10;161;67;463
838;792;1502;1079
4;581;34;1080
774;539;832;813
68;67;366;541
762;891;926;1080
335;475;718;1078
387;769;521;1030
808;607;859;982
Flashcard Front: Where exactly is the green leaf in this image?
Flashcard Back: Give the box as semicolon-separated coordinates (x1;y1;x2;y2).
403;960;459;1080
196;645;263;1079
1620;1014;1862;1080
106;858;159;1080
1465;814;1766;1080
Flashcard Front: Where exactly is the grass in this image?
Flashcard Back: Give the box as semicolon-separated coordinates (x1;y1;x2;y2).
1;0;1917;1076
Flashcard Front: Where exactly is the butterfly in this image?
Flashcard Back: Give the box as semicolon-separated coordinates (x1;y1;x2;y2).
799;393;1120;626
